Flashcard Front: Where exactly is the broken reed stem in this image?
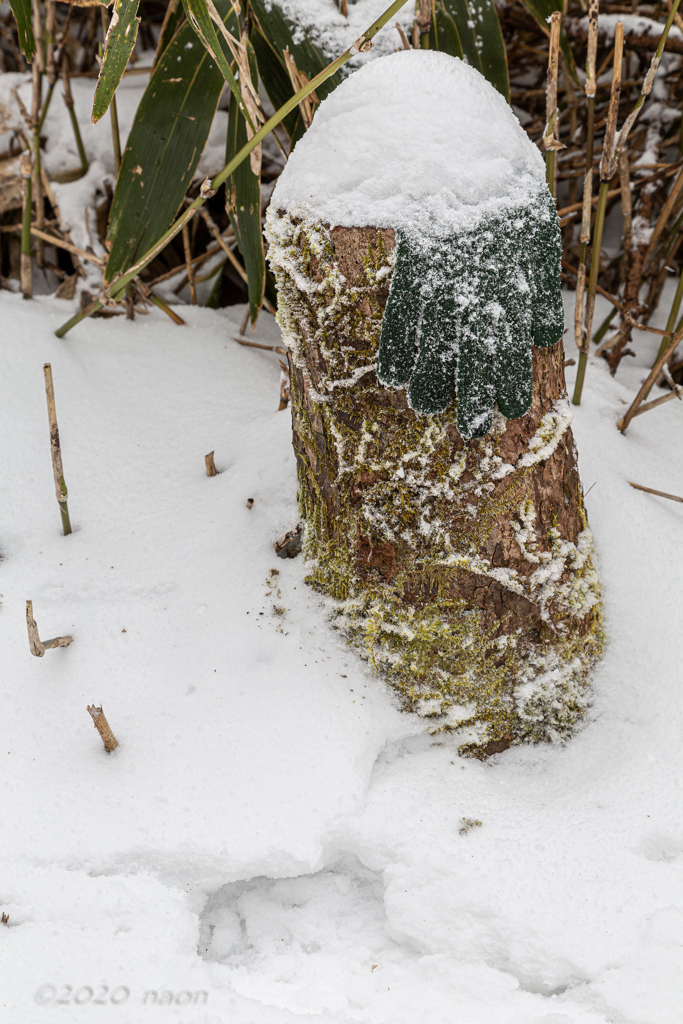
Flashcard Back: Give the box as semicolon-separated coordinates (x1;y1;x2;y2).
643;166;683;272
182;222;197;304
630;387;683;418
573;22;624;407
615;0;683;162
30;226;103;266
617;325;683;431
26;600;44;656
87;705;118;752
650;272;683;385
198;207;276;314
233;335;287;354
205;451;218;476
543;11;562;197
147;291;186;324
26;599;73;657
101;7;121;171
572;0;598;405
62;55;88;176
618;146;633;257
20;151;33;299
628;480;683;502
42;363;72;536
54;0;412;337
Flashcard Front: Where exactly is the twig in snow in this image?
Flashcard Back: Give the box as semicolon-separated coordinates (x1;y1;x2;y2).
628;481;683;503
26;600;73;657
233;336;287;355
87;705;119;752
205;451;218;477
43;363;72;535
617;325;683;431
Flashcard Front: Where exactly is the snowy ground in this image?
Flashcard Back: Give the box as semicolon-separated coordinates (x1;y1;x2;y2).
1;283;683;1024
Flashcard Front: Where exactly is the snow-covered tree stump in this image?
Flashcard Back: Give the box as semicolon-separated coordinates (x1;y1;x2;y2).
266;51;602;754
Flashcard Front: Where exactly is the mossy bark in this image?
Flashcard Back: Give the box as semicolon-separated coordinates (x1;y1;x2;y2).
266;211;603;756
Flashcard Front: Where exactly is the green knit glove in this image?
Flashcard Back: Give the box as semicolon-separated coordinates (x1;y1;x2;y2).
377;188;564;438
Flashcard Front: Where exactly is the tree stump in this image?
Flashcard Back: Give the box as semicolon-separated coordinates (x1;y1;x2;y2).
266;212;603;755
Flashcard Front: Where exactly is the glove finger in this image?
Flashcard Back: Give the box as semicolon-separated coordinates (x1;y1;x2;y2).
529;190;564;348
406;289;458;415
495;269;533;420
495;308;533;420
377;232;423;387
456;307;496;439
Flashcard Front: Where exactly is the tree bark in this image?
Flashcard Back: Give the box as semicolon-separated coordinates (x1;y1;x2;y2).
266;211;603;756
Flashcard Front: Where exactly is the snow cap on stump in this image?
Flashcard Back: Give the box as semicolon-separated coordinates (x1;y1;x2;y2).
272;49;546;238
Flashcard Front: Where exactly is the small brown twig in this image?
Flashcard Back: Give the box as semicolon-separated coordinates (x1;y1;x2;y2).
30;226;104;267
617;326;683;431
26;600;73;657
627;387;683;419
87;705;119;752
43;363;72;535
182;221;197;304
205;451;218;477
628;480;683;503
233;336;287;355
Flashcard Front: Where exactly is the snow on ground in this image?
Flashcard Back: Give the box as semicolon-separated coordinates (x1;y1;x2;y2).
1;284;683;1024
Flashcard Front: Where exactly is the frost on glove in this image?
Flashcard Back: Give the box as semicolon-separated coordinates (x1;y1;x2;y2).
377;187;564;439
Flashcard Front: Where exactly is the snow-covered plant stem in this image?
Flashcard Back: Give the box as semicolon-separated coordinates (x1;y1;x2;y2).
54;0;411;339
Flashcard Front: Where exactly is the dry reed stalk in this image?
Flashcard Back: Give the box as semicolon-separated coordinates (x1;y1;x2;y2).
642;166;683;271
543;11;563;196
614;0;682;163
20;151;33;299
198;208;277;313
62;54;89;177
572;0;598;405
182;222;197;304
573;20;624;405
233;336;287;355
628;480;683;502
617;325;683;431
87;705;119;752
100;7;121;170
43;362;72;535
396;22;411;50
205;451;218;476
26;600;73;657
283;48;318;129
146;291;186;325
30;226;104;266
618;146;632;285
